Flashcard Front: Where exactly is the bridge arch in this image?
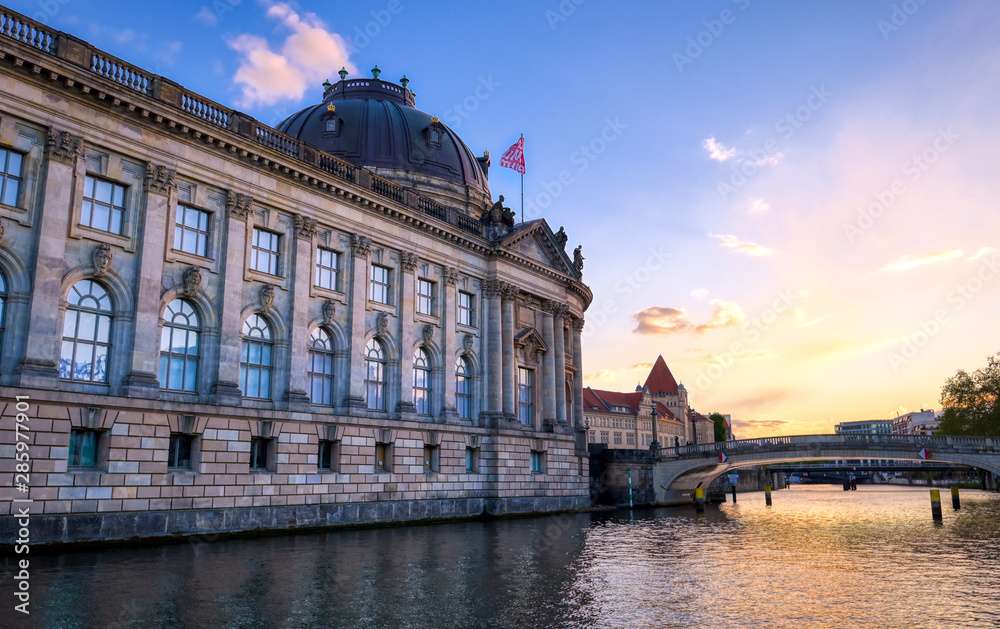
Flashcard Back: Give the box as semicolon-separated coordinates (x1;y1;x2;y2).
654;434;1000;499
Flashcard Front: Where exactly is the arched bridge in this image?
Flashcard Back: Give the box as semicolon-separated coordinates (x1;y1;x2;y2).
654;434;1000;503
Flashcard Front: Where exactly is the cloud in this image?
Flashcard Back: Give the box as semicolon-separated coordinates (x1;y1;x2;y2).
228;3;357;108
634;306;692;335
634;299;745;335
703;350;773;363
195;6;220;26
753;152;784;166
748;198;770;216
585;370;617;383
731;418;791;431
883;249;963;272
967;246;997;261
690;288;709;300
711;234;774;256
792;308;833;327
630;362;654;369
703;137;736;162
154;41;183;67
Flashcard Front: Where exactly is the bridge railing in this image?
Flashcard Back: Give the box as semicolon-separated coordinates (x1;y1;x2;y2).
659;433;997;458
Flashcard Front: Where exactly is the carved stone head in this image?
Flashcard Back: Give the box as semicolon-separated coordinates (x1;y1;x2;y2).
322;299;336;325
259;283;275;313
93;243;113;278
182;266;202;297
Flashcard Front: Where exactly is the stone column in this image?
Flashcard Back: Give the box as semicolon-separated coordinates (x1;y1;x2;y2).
18;131;83;387
123;163;177;398
484;280;503;419
284;214;316;411
344;234;371;410
398;252;418;417
500;282;518;421
553;304;567;426
572;318;585;430
211;191;253;405
442;267;460;418
541;303;557;430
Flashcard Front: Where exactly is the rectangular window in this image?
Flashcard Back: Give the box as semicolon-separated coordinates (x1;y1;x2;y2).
518;367;534;425
375;443;391;472
369;264;391;304
251;228;281;275
174;205;211;257
458;291;474;327
0;147;23;207
423;445;439;473
249;437;271;471
314;248;340;291
626;433;635;445
530;451;545;474
68;429;101;468
613;433;622;445
417;279;435;316
601;432;609;444
81;175;127;234
466;447;479;473
168;434;194;469
318;440;339;472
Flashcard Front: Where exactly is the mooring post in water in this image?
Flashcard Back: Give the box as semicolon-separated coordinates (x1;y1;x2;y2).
951;485;960;510
628;468;633;509
930;489;943;521
731;483;737;504
695;487;705;513
765;485;772;506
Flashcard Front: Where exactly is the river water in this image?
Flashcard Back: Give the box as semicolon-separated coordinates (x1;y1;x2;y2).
10;485;1000;628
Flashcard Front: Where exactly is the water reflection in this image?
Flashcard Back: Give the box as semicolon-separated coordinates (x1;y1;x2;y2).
19;486;1000;628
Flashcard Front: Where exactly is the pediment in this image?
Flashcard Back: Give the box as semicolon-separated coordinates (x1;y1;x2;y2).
514;327;548;367
498;220;577;276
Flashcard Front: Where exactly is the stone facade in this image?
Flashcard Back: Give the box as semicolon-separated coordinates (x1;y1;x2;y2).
0;9;591;545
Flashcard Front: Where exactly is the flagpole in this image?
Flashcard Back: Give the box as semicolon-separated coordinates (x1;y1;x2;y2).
519;133;524;223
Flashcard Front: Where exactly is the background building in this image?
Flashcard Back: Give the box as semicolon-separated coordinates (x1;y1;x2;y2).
891;410;940;435
0;8;591;544
833;420;893;435
583;355;715;448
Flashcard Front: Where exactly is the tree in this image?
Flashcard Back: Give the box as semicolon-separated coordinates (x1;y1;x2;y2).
709;412;728;442
938;352;1000;436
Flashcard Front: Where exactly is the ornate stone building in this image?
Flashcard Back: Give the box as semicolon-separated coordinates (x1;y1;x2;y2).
0;8;591;544
583;356;716;449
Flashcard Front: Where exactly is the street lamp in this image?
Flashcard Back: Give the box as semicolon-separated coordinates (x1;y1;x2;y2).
649;403;661;451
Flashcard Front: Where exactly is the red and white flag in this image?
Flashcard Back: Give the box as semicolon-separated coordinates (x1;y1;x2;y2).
500;136;525;174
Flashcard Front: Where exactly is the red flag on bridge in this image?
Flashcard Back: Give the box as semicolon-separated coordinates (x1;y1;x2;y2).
500;136;525;174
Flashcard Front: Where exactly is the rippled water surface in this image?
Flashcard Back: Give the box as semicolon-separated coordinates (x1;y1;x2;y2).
13;485;1000;628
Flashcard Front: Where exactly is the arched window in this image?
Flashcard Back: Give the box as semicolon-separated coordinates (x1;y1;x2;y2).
365;338;386;410
308;327;335;405
60;280;113;383
240;314;272;399
159;299;200;392
413;347;431;415
456;356;472;419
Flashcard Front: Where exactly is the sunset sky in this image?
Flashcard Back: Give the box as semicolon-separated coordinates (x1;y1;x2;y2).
12;0;1000;437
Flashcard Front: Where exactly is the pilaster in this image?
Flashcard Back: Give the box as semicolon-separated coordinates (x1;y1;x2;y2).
284;214;317;411
398;251;418;418
442;267;460;419
123;162;178;398
572;318;586;452
484;279;503;421
553;303;567;425
345;233;371;410
541;302;557;431
18;129;83;387
500;282;519;421
212;190;253;405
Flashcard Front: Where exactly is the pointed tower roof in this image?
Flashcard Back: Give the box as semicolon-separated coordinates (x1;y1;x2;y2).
643;355;679;395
